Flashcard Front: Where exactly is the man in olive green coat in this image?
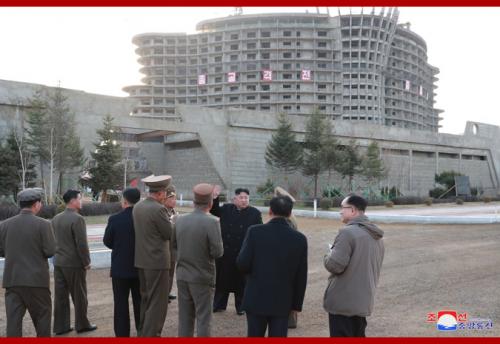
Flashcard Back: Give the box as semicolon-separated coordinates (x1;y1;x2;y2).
133;175;174;337
0;188;56;337
163;184;178;302
52;189;97;335
174;183;223;337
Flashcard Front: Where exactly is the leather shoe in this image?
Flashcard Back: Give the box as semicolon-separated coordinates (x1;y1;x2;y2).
168;294;177;300
237;310;245;316
213;308;226;313
55;327;73;335
77;324;97;333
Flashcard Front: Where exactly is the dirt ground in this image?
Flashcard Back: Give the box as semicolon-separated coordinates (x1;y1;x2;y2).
1;216;499;337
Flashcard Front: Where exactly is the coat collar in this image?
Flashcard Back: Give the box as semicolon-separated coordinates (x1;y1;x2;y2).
268;217;290;226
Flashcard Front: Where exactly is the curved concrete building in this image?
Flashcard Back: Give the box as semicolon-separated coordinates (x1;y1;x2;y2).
124;9;442;131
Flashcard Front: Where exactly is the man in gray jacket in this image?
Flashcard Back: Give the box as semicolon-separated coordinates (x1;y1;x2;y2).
52;189;97;335
0;188;56;337
174;183;223;337
323;194;384;337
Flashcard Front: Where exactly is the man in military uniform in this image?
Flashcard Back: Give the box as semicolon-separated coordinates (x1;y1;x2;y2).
274;186;299;329
0;188;56;337
133;175;174;337
174;183;224;337
52;189;97;335
163;184;178;302
210;186;262;315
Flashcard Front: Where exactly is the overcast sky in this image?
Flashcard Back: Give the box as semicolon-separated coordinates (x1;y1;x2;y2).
0;7;497;134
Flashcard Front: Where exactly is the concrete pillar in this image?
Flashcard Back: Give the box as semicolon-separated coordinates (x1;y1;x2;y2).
409;149;413;191
435;151;439;186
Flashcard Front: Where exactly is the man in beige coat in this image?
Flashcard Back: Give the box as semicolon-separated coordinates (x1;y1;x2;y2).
133;175;174;337
323;195;384;337
52;189;96;335
0;188;56;337
174;183;223;337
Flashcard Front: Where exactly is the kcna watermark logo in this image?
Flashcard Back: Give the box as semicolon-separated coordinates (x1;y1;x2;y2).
427;310;493;331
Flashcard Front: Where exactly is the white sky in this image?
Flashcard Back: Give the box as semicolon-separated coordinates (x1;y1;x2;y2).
0;6;497;134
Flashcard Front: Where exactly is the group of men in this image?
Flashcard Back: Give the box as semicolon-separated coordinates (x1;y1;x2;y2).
0;174;385;338
0;188;97;337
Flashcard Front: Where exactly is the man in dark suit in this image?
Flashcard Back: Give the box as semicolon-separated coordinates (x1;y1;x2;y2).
210;187;262;315
103;188;141;337
133;175;173;337
52;189;97;335
174;183;224;337
236;196;308;337
0;188;56;337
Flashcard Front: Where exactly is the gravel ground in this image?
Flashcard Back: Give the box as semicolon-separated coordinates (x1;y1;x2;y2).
1;216;499;337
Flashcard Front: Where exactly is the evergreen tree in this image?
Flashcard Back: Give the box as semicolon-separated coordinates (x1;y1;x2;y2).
0;139;20;198
361;141;386;195
302;110;328;199
47;87;84;194
25;89;49;190
265;113;302;175
88;115;123;202
321;119;339;183
336;140;362;192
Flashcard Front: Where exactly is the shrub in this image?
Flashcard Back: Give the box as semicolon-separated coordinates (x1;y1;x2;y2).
322;186;343;198
424;197;433;206
392;196;424;205
367;198;386;207
380;186;401;199
319;197;332;210
384;201;394;208
483;196;492;203
80;202;121;216
256;179;275;198
0;205;20;221
108;194;120;203
38;205;57;219
455;198;464;205
470;187;478;196
429;187;447;198
330;197;344;208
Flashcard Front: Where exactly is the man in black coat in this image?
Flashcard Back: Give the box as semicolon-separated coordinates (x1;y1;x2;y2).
103;188;142;337
210;187;262;315
236;196;308;337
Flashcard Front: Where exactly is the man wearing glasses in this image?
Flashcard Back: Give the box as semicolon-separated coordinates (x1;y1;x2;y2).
323;195;385;337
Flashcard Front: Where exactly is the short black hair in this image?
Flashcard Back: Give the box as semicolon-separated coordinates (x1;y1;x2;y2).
235;188;250;195
123;188;141;205
345;194;368;212
63;189;81;204
270;196;293;217
19;199;41;209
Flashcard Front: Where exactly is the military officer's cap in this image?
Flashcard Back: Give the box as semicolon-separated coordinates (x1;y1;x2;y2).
17;188;44;202
166;185;176;198
274;186;296;203
141;174;172;192
193;183;214;204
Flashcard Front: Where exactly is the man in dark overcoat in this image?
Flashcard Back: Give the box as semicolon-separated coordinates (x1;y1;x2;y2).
210;186;262;315
0;188;56;337
103;187;141;337
236;196;308;337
